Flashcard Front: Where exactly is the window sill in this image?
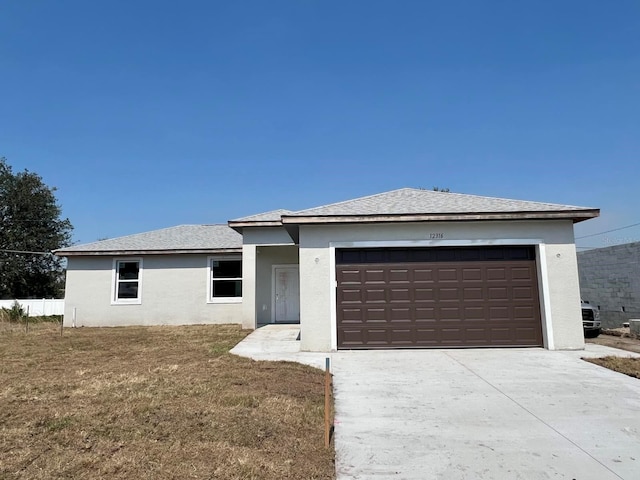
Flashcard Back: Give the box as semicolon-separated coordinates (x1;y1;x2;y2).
111;299;142;305
207;298;242;304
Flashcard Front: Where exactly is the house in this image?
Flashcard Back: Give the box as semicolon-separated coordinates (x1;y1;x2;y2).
55;188;599;351
577;241;640;328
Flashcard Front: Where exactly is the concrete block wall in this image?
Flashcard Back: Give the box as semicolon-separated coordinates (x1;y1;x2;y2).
577;241;640;328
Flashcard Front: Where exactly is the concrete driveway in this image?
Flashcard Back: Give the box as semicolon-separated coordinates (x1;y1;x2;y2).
231;326;640;480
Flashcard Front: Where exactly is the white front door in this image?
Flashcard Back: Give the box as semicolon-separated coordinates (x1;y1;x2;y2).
273;266;300;323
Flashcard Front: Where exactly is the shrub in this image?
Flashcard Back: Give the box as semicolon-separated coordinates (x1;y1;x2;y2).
1;301;27;323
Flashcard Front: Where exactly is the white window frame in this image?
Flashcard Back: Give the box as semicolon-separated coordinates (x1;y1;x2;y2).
111;258;143;305
207;255;242;304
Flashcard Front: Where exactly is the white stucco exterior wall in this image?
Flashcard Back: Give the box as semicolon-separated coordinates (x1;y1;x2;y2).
241;226;295;329
297;220;584;352
64;254;242;327
241;245;257;330
242;227;294;246
539;243;585;349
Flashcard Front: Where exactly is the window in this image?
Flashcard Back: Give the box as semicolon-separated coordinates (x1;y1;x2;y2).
112;258;142;304
208;256;242;303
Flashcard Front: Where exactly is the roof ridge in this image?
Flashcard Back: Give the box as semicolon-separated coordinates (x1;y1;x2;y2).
290;187;414;214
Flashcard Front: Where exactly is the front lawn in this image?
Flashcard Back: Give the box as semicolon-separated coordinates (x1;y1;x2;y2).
0;322;334;479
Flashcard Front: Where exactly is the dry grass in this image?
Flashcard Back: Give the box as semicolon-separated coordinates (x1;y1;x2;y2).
584;356;640;379
0;322;335;479
585;332;640;379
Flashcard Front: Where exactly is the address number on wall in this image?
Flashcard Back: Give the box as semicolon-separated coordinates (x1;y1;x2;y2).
429;233;444;239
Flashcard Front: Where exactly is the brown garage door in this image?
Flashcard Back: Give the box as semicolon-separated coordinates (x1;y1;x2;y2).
336;246;543;349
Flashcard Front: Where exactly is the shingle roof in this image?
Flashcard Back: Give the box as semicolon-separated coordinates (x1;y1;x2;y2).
59;189;598;255
286;188;594;217
55;224;242;256
231;209;293;222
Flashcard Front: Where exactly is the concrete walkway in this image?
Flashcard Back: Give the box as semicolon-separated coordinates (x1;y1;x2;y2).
231;326;640;480
230;324;328;369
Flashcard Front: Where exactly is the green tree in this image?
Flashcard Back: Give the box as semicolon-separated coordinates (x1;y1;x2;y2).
0;158;73;299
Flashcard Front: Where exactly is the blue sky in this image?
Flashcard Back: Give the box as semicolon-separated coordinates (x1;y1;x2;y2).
1;0;638;250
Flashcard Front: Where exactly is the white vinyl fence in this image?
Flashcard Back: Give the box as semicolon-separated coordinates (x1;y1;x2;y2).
0;299;64;316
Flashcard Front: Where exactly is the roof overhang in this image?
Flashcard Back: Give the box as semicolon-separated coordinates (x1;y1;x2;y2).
279;209;600;243
53;248;243;257
281;210;600;225
228;220;283;233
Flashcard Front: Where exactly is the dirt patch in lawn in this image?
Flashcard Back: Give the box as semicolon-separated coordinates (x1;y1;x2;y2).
0;322;334;479
584;356;640;379
585;330;640;379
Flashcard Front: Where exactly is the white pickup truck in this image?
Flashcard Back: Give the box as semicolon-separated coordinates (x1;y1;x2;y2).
581;301;601;338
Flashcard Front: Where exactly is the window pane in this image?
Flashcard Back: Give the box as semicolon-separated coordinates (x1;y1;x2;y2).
118;262;139;280
117;281;139;299
212;280;242;297
212;260;242;278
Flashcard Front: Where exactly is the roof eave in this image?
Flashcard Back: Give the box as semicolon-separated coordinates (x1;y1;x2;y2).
281;210;600;225
228;220;284;233
54;248;243;257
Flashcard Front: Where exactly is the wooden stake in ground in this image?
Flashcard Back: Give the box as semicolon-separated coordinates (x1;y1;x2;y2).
324;357;331;448
25;305;29;333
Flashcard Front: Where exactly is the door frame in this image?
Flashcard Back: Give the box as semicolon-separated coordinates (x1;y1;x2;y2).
271;264;300;323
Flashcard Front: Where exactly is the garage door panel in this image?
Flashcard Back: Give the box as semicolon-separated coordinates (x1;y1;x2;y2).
364;307;387;322
336;247;542;349
415;288;435;301
463;287;483;300
441;328;464;342
339;328;366;347
513;286;535;300
489;306;510;320
438;269;459;282
340;308;364;323
414;269;435;282
463;306;486;320
339;269;363;284
389;269;411;283
511;266;534;280
439;288;461;301
486;268;507;281
488;287;509;300
462;268;483;281
389;329;415;345
466;328;491;342
513;305;536;319
365;289;386;303
490;328;512;341
415;329;439;346
389;307;411;322
389;288;411;302
339;289;363;304
514;327;540;343
366;329;393;345
439;307;462;320
364;269;386;284
415;307;436;320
